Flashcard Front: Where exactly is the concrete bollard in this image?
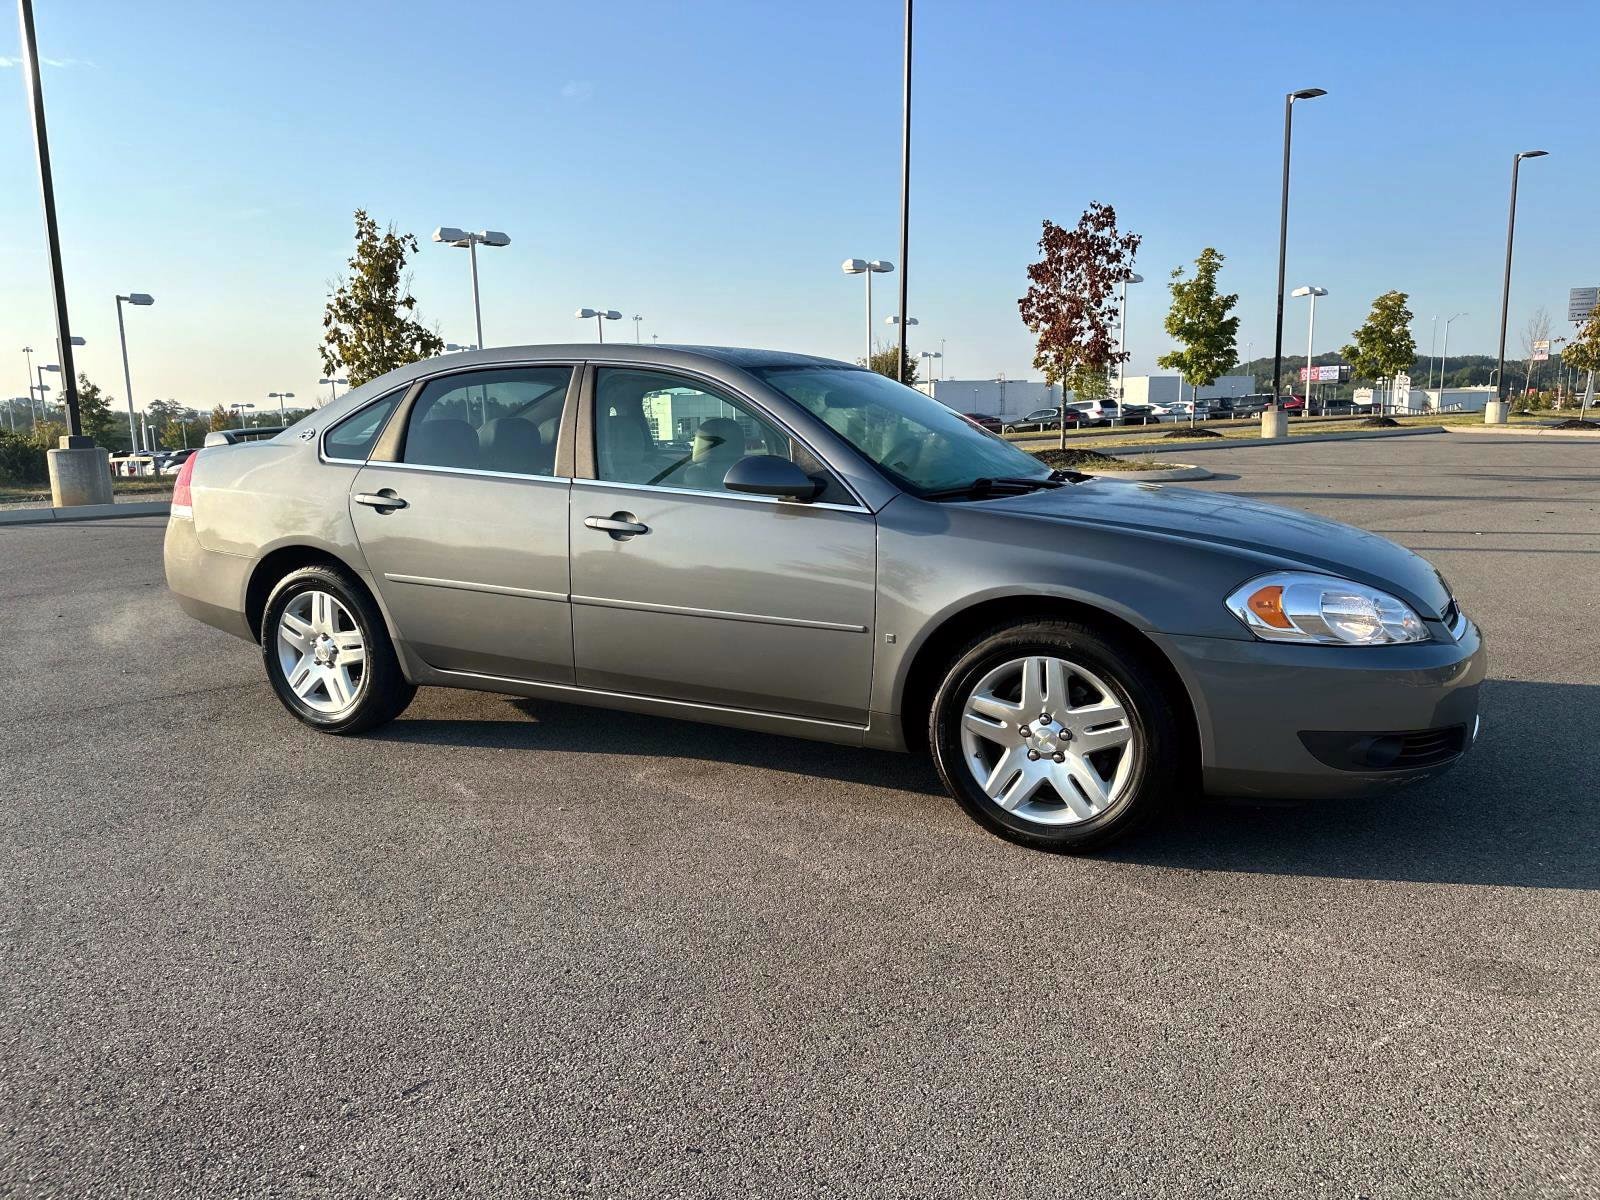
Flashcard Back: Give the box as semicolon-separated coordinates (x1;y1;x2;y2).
46;435;114;508
1484;400;1509;426
1260;407;1289;439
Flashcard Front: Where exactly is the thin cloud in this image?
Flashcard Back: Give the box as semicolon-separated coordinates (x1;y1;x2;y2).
560;80;594;102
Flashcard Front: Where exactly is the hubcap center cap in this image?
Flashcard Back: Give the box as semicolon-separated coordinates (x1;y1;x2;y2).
313;634;337;665
1025;717;1070;756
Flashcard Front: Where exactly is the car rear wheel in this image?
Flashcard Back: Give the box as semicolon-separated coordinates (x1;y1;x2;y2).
261;564;415;735
928;619;1187;852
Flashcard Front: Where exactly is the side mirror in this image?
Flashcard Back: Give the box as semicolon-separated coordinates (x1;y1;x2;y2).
723;454;822;502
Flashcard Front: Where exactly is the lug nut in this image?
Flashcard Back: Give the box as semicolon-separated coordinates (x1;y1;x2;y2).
1018;725;1031;737
1026;749;1040;761
1053;752;1066;763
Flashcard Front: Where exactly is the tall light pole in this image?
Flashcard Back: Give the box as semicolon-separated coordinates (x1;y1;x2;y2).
1495;150;1548;411
267;391;295;423
1291;286;1327;415
919;350;941;394
1272;86;1327;407
896;0;913;384
841;259;894;365
115;292;154;451
1116;272;1143;423
576;308;622;343
433;227;511;351
18;0;83;437
229;403;255;429
632;314;644;343
1426;315;1439;393
318;376;347;406
1438;313;1466;409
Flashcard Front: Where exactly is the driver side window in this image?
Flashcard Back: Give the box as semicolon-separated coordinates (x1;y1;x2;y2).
592;369;790;494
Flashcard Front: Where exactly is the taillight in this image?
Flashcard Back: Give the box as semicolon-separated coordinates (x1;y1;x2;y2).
170;452;199;516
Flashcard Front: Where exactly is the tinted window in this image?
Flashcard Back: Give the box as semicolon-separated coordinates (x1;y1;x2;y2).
323;391;402;461
758;366;1049;494
402;367;572;474
592;368;832;497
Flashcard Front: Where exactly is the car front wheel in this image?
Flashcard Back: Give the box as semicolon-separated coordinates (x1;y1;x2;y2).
261;564;416;735
928;619;1187;852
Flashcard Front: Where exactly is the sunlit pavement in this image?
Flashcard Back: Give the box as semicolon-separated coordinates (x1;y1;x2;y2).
2;432;1596;1197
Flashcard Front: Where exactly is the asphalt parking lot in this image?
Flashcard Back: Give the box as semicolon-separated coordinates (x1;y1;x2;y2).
2;432;1597;1197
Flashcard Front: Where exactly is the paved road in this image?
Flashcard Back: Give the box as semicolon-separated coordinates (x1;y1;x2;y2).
2;433;1596;1198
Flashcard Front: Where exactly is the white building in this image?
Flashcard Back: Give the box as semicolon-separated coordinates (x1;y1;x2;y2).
1417;386;1496;414
1118;375;1257;406
929;379;1063;421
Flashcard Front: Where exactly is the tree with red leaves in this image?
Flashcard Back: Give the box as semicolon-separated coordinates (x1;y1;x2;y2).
1018;204;1141;447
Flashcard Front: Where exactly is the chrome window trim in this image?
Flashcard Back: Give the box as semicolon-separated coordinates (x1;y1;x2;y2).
385;573;568;603
570;475;865;514
355;459;571;485
318;386;410;466
583;360;870;511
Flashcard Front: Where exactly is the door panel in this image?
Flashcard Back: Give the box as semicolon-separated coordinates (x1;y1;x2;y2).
568;482;876;723
350;465;573;681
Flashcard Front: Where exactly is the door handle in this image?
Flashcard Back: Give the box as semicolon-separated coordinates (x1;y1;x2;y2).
354;490;408;511
584;512;649;539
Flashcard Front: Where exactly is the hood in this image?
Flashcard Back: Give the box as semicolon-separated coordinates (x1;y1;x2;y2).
984;478;1453;618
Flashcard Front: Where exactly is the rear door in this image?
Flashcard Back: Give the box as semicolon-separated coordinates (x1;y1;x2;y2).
567;366;877;725
348;364;579;682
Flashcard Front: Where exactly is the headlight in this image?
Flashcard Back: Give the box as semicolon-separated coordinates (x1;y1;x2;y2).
1224;571;1429;645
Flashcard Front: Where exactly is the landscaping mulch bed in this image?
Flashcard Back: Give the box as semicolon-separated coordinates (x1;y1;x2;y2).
1357;416;1401;428
1551;419;1600;431
1162;426;1222;438
1033;448;1170;472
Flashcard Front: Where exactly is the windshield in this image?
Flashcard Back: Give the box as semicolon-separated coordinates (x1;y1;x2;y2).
756;366;1050;494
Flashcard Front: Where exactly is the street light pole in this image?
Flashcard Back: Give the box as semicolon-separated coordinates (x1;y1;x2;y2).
1116;272;1143;423
576;309;621;343
1495;150;1548;408
433;227;510;351
1272;87;1326;408
1438;313;1465;409
17;0;83;437
115;293;153;452
841;260;894;364
632;315;644;343
1291;286;1327;415
896;0;913;384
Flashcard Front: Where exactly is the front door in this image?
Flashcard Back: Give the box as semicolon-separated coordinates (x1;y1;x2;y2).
567;367;876;724
349;365;577;682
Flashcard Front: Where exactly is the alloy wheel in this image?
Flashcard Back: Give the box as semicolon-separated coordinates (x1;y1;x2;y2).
959;654;1139;826
276;589;367;717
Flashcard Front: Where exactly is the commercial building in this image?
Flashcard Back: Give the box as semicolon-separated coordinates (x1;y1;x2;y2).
1117;375;1257;406
928;379;1063;421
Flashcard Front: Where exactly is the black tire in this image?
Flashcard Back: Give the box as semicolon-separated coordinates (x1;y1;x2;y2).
260;564;416;735
927;618;1188;853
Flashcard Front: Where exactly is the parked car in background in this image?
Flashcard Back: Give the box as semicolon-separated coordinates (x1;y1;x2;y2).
1065;400;1115;427
1169;400;1210;420
960;412;1003;434
165;344;1485;854
160;448;198;475
1117;403;1171;425
1003;407;1073;434
1209;394;1273;419
204;426;286;447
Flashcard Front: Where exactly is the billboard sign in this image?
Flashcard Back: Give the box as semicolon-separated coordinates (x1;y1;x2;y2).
1532;338;1551;362
1571;287;1599;324
1298;364;1350;382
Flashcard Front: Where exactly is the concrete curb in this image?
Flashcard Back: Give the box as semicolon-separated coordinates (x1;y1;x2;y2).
1105;425;1447;456
1447;425;1600;440
1079;463;1212;482
0;500;171;527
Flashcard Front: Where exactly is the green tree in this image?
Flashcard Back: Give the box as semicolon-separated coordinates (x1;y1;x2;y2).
321;209;444;387
1063;363;1109;402
862;342;918;385
209;404;232;432
1018;204;1141;447
1565;305;1600;416
1157;248;1239;403
1342;291;1417;414
76;373;121;445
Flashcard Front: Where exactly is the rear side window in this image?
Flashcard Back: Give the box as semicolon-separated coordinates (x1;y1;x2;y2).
401;367;573;475
324;391;402;461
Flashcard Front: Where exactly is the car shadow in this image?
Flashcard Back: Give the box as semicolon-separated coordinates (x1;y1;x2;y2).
371;696;948;797
372;680;1596;891
1106;679;1598;891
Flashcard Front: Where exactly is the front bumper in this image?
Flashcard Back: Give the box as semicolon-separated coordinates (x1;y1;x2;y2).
1152;620;1486;799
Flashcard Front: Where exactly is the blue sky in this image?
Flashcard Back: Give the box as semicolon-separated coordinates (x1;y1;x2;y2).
3;0;1596;415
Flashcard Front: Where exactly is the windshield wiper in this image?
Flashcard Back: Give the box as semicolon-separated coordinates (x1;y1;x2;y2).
920;471;1084;501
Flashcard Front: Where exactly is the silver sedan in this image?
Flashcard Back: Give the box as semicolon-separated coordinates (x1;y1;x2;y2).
165;346;1484;852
